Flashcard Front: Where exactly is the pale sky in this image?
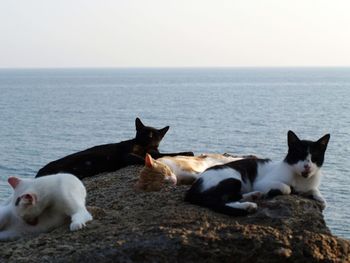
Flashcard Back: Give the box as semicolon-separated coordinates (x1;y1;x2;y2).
1;0;350;68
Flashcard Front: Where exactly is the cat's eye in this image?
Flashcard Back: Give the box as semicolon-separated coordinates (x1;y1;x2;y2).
15;197;20;206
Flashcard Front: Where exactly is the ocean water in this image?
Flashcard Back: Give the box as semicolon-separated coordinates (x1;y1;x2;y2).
0;68;349;239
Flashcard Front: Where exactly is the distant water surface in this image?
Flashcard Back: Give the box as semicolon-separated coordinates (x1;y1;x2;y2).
0;68;349;239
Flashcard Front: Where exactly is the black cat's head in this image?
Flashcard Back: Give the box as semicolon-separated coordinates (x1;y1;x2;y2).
134;118;169;150
284;130;330;179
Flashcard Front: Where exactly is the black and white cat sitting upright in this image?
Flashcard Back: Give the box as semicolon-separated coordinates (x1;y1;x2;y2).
36;118;193;179
185;131;330;216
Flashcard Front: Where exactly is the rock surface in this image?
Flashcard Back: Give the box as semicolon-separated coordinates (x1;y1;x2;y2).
0;165;349;263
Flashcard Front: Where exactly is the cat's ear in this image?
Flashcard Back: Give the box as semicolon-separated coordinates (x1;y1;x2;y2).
317;134;330;149
159;126;170;138
145;153;154;168
8;177;21;189
135;118;145;131
287;130;300;147
20;193;37;205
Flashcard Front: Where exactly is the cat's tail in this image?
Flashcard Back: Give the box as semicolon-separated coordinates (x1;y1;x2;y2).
36;161;61;177
185;188;255;216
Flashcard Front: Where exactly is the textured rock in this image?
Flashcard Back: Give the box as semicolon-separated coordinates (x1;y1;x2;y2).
0;165;349;263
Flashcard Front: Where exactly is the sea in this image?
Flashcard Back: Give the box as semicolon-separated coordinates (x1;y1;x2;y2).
0;68;349;239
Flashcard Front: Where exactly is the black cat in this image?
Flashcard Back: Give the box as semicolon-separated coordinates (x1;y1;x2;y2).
36;118;194;179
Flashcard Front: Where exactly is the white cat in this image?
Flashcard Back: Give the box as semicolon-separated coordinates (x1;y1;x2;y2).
0;173;92;241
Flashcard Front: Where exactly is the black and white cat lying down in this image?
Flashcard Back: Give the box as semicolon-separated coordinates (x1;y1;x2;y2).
185;131;330;216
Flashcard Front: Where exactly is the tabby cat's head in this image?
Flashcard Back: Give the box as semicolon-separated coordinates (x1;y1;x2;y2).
284;130;330;179
136;154;177;191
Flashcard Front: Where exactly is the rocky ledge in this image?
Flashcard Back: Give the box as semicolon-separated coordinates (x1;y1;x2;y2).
0;165;349;263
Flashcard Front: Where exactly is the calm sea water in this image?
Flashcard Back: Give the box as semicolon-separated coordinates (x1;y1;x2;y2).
0;68;349;239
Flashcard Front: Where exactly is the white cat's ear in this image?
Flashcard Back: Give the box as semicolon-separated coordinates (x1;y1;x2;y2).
8;177;21;189
145;153;154;168
135;118;145;131
287;130;300;147
317;134;330;148
20;193;37;205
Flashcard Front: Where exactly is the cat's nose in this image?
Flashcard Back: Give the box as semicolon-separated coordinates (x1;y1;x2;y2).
304;164;311;171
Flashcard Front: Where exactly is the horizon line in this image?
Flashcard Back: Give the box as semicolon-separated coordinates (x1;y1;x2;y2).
1;65;350;70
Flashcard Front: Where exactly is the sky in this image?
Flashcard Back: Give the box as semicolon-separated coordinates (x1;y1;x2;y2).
1;0;350;68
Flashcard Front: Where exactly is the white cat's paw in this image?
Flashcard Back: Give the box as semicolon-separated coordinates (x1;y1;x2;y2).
86;213;93;221
70;221;86;231
226;201;258;213
70;210;93;231
244;202;258;213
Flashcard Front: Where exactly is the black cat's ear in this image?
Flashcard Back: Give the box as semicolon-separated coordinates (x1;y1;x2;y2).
135;118;145;131
287;130;300;147
159;126;169;138
317;134;330;149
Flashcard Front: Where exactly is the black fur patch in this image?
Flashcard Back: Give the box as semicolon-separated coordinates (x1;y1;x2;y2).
223;158;270;184
15;197;20;206
267;189;283;198
185;177;249;216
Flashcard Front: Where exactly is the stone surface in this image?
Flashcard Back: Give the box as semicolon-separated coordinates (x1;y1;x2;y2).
0;165;349;263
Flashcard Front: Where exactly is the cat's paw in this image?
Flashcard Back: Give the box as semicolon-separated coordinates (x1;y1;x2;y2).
266;184;291;198
70;211;93;231
70;221;86;231
225;201;258;213
243;202;258;213
242;191;263;201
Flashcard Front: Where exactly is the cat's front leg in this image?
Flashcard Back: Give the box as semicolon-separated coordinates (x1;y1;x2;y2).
255;181;291;198
267;182;292;198
70;208;93;231
302;188;327;209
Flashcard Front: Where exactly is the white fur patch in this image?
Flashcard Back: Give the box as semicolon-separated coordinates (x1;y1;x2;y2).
70;209;93;231
225;201;257;213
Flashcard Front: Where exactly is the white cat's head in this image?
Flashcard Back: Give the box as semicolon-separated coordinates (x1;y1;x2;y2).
8;177;39;225
136;154;177;191
284;131;330;179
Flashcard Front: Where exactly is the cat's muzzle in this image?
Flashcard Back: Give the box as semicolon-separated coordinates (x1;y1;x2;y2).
301;171;311;178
